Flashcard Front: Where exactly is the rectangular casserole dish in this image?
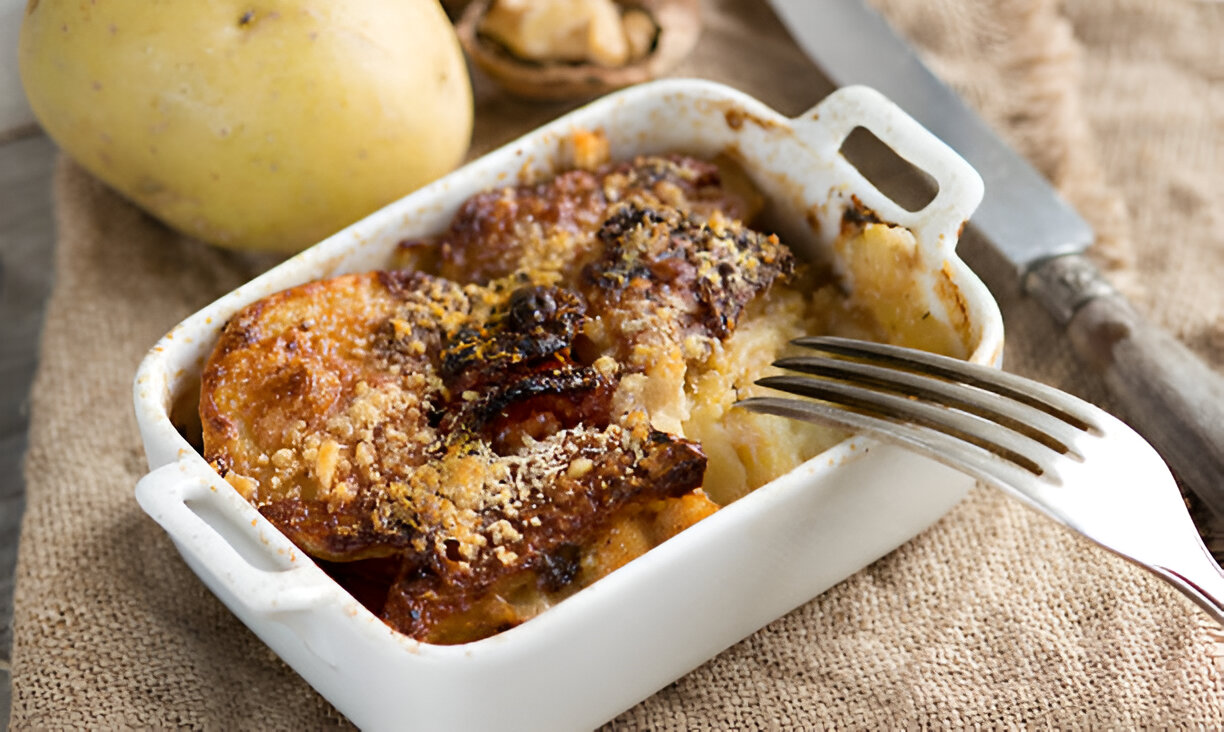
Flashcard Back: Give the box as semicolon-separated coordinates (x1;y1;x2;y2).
133;79;1003;731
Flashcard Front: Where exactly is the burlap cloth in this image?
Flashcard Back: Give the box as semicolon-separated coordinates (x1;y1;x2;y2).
10;0;1224;727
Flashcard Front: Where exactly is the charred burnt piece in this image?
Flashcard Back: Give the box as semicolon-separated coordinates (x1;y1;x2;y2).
585;202;795;338
538;543;583;593
440;285;586;378
841;196;885;229
438;284;614;447
456;368;616;454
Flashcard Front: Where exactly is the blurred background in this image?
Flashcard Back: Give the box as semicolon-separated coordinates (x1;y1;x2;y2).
1;0;54;723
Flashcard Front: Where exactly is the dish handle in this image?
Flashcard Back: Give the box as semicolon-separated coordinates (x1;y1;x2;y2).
793;84;984;251
135;460;335;615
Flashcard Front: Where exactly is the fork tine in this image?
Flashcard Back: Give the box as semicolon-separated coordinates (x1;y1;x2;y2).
736;395;1051;501
792;336;1099;432
752;375;1065;478
771;355;1085;457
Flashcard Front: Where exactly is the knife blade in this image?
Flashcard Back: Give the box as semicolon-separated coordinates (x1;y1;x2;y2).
768;0;1224;515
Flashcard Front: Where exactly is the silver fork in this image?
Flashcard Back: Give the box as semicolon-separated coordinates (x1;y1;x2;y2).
737;335;1224;625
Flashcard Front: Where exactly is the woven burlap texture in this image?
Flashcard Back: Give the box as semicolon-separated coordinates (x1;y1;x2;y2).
10;0;1223;727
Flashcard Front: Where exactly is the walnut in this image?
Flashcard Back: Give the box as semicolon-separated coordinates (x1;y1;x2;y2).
479;0;643;67
457;0;701;101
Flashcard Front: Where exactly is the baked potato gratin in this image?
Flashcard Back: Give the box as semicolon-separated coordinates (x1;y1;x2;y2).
199;146;964;644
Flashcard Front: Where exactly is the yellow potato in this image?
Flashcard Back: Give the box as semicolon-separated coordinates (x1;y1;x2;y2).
19;0;473;252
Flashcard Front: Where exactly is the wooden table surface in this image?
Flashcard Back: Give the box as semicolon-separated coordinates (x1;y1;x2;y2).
0;129;57;730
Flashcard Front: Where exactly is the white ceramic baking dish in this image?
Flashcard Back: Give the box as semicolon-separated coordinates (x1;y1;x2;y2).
133;79;1002;731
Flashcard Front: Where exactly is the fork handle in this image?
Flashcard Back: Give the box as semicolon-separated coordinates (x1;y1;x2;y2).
1028;254;1224;516
1151;560;1224;628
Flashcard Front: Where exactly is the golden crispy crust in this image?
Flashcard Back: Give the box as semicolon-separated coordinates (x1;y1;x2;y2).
414;154;761;285
201;154;795;643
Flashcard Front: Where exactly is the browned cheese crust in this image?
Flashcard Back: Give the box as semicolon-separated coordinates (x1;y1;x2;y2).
201;155;795;643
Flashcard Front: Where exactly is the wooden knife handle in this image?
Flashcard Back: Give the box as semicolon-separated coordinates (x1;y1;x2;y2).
1028;254;1224;515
